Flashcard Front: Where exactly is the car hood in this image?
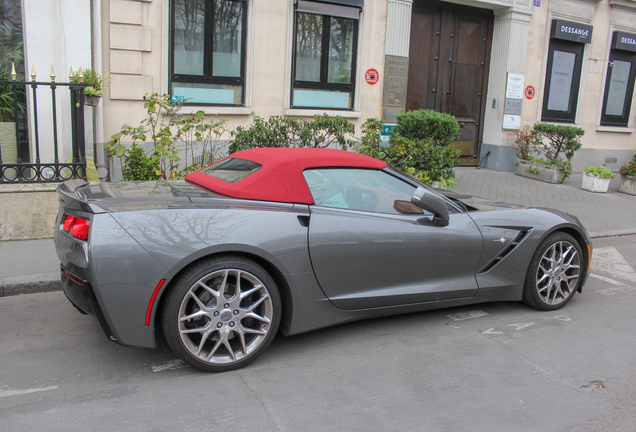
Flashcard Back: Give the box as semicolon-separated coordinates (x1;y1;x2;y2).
437;189;525;211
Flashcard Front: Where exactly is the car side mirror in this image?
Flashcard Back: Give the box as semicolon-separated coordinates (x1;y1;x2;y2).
411;187;449;227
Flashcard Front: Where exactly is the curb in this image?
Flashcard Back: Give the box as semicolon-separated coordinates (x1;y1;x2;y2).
1;273;62;297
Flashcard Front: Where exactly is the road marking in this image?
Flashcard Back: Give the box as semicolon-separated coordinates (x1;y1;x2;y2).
482;328;503;335
589;273;634;296
507;322;535;331
553;315;571;321
0;385;58;398
590;273;631;287
446;310;489;321
151;359;188;372
591;247;636;283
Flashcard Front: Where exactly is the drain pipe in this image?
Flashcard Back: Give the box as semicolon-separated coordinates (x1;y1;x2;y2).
91;0;105;179
477;150;490;169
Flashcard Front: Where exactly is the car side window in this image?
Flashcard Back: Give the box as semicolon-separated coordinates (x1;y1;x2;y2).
303;168;426;215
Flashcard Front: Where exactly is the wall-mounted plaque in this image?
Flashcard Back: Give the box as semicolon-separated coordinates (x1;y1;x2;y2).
383;55;409;108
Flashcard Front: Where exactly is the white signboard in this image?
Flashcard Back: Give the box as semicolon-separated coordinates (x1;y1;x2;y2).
506;73;525;99
547;50;576;112
503;115;521;130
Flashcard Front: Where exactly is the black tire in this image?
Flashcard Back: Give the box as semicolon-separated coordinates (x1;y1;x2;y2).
522;232;582;311
161;256;281;372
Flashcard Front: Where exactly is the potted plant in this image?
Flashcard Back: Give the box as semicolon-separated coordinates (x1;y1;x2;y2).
70;67;109;106
619;154;636;196
582;166;615;193
515;123;584;184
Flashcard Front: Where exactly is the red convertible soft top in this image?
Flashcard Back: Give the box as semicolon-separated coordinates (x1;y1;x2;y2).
185;147;386;204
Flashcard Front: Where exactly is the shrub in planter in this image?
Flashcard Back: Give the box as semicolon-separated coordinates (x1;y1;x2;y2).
582;166;615;193
393;109;459;146
513;124;536;161
619;154;636;195
529;123;584;180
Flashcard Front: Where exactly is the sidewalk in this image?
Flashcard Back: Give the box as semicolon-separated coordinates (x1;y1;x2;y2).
1;168;635;297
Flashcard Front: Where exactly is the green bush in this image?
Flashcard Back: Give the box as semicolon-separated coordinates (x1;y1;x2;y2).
121;142;160;181
351;118;385;160
393;109;459;146
386;135;460;186
104;93;226;179
584;166;615;179
229;113;354;153
533;123;584;164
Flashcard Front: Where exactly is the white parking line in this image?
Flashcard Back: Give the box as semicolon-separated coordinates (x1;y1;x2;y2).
151;359;188;372
0;385;58;398
446;310;489;321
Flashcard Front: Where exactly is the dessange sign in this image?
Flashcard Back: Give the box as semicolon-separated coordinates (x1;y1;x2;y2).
550;19;593;44
612;31;636;53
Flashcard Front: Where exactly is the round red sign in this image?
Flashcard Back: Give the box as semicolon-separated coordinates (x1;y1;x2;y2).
525;85;535;99
365;69;379;85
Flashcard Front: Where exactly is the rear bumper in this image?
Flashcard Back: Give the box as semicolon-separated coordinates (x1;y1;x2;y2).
61;267;121;344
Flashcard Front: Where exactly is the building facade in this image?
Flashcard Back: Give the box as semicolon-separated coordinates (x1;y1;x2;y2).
6;0;635;176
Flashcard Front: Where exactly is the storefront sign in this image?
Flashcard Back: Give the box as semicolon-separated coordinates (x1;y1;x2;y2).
365;69;379;85
382;56;409;107
550;19;593;44
525;85;535;99
612;31;636;53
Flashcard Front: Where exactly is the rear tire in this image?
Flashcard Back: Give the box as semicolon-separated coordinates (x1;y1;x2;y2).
522;232;582;311
161;256;281;372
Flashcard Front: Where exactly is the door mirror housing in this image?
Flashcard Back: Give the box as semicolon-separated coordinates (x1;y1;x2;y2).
411;187;449;227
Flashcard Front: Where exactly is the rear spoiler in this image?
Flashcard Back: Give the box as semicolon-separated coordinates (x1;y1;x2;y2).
56;180;103;213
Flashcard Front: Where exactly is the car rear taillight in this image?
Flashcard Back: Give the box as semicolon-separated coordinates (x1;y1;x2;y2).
63;215;90;240
63;215;75;232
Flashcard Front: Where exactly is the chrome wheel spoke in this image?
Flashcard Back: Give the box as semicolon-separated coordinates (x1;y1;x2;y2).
245;311;271;324
180;309;208;322
242;326;267;336
240;284;262;299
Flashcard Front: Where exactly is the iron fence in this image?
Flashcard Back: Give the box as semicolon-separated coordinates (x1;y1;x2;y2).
0;70;87;182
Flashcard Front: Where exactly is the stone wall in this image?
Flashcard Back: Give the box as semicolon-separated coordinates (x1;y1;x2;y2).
0;184;59;241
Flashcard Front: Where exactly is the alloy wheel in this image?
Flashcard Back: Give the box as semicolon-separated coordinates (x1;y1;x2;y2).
535;240;581;305
177;269;274;365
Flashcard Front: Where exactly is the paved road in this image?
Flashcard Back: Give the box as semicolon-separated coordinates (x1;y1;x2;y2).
1;235;635;431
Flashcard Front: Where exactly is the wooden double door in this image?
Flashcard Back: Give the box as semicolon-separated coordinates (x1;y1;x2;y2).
407;0;493;162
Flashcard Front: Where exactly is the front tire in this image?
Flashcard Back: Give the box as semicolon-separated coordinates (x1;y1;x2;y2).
161;256;281;372
522;232;582;311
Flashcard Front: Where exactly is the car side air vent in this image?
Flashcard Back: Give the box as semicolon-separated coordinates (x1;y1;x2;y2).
478;229;531;274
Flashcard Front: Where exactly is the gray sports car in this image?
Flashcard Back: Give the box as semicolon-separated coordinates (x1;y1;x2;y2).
55;147;591;372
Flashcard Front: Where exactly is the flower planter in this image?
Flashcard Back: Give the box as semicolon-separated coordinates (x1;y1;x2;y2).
84;95;101;107
619;175;636;196
515;160;563;184
581;172;610;193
